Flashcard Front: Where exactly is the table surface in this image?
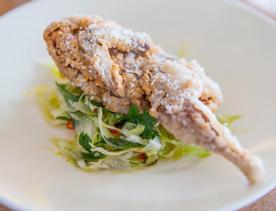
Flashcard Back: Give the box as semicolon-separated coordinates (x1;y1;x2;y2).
0;0;275;210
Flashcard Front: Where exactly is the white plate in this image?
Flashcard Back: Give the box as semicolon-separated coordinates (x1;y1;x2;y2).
0;0;276;210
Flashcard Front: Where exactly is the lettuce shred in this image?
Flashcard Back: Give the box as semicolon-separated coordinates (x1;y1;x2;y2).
217;115;241;127
35;65;229;171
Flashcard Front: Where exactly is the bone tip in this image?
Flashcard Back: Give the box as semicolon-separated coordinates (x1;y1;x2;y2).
248;155;265;185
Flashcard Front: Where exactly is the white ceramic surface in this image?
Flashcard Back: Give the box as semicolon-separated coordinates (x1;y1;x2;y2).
0;0;275;210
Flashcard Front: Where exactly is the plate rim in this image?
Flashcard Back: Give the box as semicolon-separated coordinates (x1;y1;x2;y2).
0;0;275;210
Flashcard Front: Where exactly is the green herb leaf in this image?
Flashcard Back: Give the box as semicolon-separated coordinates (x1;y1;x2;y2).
126;105;141;124
124;105;158;139
56;83;79;103
94;141;119;151
107;137;143;149
140;111;158;139
90;99;102;107
79;132;92;152
56;116;70;121
103;109;124;125
81;151;105;161
217;115;241;126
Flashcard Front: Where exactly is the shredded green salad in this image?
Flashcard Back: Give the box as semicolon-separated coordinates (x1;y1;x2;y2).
36;65;240;171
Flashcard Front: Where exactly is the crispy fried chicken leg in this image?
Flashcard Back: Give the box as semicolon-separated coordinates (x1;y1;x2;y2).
44;16;264;184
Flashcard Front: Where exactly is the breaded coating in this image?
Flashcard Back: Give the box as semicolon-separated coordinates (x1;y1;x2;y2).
44;16;264;184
